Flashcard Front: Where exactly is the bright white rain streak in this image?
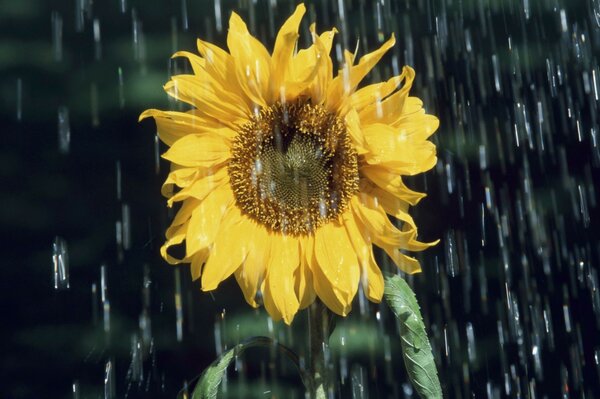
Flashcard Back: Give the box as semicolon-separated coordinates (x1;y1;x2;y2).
33;0;600;397
52;236;69;289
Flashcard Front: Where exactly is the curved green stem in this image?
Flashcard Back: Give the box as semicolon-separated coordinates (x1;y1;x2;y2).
308;300;332;399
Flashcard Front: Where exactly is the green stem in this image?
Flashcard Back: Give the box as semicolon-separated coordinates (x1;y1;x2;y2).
308;300;331;399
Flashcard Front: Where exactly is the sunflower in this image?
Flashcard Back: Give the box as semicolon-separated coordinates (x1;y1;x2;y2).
140;4;438;324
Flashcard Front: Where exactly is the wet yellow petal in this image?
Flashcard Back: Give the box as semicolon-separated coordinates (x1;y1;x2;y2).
263;234;300;324
190;249;209;281
140;109;235;146
162;134;230;168
269;4;305;103
314;221;360;310
291;26;336;104
351;195;421;250
196;39;252;108
342;210;383;302
164;75;249;127
227;12;271;107
234;224;270;308
362;165;426;205
350;73;404;112
362;123;437;175
167;167;228;206
296;237;317;309
382;247;422;274
172;50;205;75
326;34;396;114
344;108;368;155
358;66;415;125
362;182;417;229
186;185;233;256
160;223;191;265
201;207;253;291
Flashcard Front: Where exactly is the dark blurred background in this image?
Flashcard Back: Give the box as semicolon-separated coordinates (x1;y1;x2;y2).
2;0;600;398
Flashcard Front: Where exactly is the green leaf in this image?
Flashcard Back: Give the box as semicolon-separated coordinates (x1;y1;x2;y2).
182;336;306;399
384;275;442;399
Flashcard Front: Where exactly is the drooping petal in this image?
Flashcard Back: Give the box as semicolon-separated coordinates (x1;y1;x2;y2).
362;123;438;175
296;237;317;309
358;66;415;125
362;165;426;205
351;195;429;251
350;73;404;113
342;209;384;302
171;50;205;75
263;234;300;324
186;185;233;256
362;182;417;230
234;224;270;308
381;246;423;274
314;221;360;312
162;134;230;168
227;12;271;108
166;167;228;206
201;207;253;291
139;109;234;146
190;249;209;281
160;223;190;265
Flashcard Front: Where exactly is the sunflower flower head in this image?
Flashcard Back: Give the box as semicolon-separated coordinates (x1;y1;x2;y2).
141;4;439;325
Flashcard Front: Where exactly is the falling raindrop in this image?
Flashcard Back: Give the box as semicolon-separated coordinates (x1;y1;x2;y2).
51;11;63;62
52;236;69;290
16;78;22;121
104;359;116;399
174;267;183;342
57;106;70;154
93;18;102;60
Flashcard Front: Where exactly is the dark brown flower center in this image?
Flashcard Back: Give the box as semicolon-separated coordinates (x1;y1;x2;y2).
228;101;358;235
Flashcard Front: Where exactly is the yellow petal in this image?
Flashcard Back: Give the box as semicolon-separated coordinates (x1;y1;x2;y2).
162;134;230;168
201;207;253;291
170;197;200;227
341;210;383;302
190;249;209;281
362;165;426;205
381;247;423;274
234;224;270;308
326;34;396;114
161;166;200;198
172;50;205;75
269;4;305;102
362;123;437;175
263;234;300;325
164;75;249;128
344;109;368;155
358;66;415;125
351;195;419;250
296;237;317;309
196;39;252;109
140;109;234;146
160;223;190;265
362;182;417;229
186;185;233;256
166;167;228;207
291;26;336;104
314;221;360;310
227;12;271;108
350;73;404;112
